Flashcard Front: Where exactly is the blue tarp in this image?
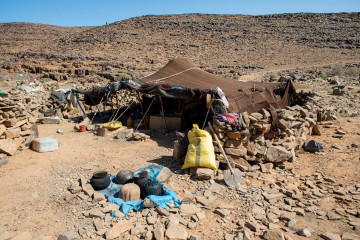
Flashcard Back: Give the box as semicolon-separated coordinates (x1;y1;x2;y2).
99;165;181;216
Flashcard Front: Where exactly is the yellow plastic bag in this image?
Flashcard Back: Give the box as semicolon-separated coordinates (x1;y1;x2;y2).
103;121;122;130
182;124;217;170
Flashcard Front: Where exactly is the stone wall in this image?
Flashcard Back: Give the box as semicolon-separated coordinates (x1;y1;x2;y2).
212;105;334;171
0;91;40;161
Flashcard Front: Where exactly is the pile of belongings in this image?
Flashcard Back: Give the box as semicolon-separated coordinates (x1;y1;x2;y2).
213;113;242;130
97;165;181;216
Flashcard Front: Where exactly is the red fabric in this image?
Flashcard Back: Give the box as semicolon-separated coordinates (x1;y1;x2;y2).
217;113;238;126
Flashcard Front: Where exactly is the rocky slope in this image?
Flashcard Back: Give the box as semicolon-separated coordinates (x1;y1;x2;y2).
0;13;359;80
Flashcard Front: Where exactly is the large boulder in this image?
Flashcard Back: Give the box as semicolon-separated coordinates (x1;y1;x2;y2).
0;139;18;156
264;146;292;162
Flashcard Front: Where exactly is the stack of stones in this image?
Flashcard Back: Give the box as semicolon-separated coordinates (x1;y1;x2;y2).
212;104;328;171
0;90;42;164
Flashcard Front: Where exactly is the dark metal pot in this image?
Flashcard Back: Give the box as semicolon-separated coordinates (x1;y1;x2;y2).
142;180;163;198
90;170;110;190
114;170;134;184
133;170;150;189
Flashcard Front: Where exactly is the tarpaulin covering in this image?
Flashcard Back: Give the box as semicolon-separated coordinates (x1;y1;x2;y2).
50;91;66;105
73;80;143;106
99;165;181;216
304;140;324;153
138;59;298;114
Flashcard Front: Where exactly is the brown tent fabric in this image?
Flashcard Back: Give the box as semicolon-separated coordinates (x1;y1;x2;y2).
139;59;297;114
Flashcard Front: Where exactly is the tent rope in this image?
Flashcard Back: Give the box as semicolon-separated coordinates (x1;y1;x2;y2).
142;67;199;84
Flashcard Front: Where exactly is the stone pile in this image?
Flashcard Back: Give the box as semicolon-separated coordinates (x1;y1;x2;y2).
0;89;48;161
212;104;329;170
62;162;360;240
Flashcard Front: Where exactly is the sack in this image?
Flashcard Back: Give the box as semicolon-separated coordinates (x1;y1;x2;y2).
182;124;217;170
304;140;324;153
173;131;189;162
103;121;122;130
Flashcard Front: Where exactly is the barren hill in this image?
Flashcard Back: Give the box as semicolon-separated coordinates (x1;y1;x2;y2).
0;13;360;79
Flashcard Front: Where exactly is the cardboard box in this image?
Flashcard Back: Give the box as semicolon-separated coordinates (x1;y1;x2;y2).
149;115;181;130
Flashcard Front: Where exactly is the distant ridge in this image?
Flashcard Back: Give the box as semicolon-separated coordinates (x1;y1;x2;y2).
0;13;359;77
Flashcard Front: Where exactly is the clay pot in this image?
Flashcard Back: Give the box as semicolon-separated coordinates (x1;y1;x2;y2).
120;183;140;201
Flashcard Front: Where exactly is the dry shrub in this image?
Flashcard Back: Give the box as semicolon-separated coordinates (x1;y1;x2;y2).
326;64;360;77
326;64;344;76
344;66;360;77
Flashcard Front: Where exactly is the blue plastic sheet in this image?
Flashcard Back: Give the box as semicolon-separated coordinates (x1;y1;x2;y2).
99;165;181;216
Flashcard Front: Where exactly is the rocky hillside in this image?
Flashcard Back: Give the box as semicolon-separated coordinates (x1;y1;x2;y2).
0;13;359;80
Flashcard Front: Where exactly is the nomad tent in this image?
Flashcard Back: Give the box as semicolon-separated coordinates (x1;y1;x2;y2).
71;59;298;130
137;58;297;114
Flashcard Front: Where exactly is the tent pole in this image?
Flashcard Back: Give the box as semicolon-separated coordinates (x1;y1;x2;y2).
159;96;167;129
135;97;155;132
202;95;213;130
110;95;114;116
136;91;148;127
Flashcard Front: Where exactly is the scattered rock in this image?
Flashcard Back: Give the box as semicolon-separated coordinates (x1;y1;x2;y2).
264;146;292;162
92;192;106;202
153;227;165;240
105;220;133;239
320;232;341;240
116;128;134;139
224;233;235;240
179;204;200;215
103;204;120;213
189;235;201;240
0;139;18;156
93;218;103;231
157;167;174;182
297;228;311;237
165;225;188;240
263;230;285;240
57;231;78;240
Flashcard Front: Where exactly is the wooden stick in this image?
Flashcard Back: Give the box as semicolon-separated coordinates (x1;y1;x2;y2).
159;96;167;129
137;91;149;127
135;97;155;132
208;121;235;175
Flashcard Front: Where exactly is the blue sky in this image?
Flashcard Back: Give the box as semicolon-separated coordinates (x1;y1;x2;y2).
1;0;359;27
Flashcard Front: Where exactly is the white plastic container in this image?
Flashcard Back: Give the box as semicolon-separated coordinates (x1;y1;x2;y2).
32;137;58;153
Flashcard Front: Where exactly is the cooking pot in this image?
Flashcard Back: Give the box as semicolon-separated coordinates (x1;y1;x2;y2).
90;170;110;190
133;170;150;189
114;170;134;184
142;180;163;198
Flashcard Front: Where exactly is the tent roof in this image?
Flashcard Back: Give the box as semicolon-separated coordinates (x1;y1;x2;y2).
139;59;296;114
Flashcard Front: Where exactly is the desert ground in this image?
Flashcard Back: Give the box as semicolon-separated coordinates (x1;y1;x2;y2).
0;13;360;240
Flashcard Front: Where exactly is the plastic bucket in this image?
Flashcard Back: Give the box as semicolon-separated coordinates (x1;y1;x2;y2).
79;125;86;132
